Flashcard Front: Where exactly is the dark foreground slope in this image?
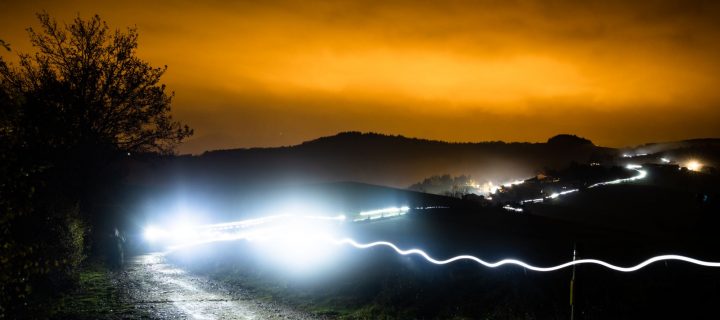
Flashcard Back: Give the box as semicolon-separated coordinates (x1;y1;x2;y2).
168;203;720;319
162;172;720;319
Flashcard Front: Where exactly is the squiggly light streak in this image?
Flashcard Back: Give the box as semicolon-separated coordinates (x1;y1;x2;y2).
162;226;720;272
152;216;720;272
333;238;720;272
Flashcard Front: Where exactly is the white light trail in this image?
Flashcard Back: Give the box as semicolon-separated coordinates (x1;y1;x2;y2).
516;166;646;205
359;206;410;216
146;210;720;273
502;180;526;187
414;206;450;210
622;153;647;158
520;197;544;204
548;189;579;199
334;238;720;272
587;168;646;188
502;205;523;213
354;206;410;221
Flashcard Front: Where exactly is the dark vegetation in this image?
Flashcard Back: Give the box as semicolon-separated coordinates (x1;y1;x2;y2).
408;174;479;197
0;13;190;317
46;262;148;319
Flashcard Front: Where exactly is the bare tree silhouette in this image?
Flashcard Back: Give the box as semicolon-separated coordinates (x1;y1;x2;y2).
0;12;192;157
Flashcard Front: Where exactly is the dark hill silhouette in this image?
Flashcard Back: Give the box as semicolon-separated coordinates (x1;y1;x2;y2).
546;134;594;147
128;132;616;188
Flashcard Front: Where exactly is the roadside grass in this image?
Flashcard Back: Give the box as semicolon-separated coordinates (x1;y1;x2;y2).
207;269;368;318
183;260;530;320
47;261;148;319
207;268;359;317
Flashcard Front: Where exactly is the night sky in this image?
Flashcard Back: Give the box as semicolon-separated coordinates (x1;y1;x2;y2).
2;0;720;154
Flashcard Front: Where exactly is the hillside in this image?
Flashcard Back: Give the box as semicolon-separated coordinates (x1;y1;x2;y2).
128;132;616;188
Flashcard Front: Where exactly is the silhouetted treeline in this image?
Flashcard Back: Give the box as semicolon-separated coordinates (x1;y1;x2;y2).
129;132;615;190
408;174;479;197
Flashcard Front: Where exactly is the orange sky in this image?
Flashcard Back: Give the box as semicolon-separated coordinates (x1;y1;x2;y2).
2;0;720;154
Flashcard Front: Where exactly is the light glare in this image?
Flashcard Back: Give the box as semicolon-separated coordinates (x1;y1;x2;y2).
143;226;165;241
685;160;702;171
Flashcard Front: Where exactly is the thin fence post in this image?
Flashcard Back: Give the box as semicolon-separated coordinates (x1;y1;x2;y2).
570;243;577;320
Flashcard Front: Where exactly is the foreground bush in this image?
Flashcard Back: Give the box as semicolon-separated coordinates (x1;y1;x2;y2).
0;184;86;317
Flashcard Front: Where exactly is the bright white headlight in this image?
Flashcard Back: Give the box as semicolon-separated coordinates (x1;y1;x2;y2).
143;226;166;241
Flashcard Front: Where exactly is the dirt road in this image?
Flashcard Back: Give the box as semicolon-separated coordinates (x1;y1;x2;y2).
120;253;320;320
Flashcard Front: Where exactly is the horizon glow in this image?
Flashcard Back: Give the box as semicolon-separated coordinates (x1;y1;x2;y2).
4;1;720;153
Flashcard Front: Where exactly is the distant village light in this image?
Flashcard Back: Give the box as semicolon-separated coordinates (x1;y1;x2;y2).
685;160;702;171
